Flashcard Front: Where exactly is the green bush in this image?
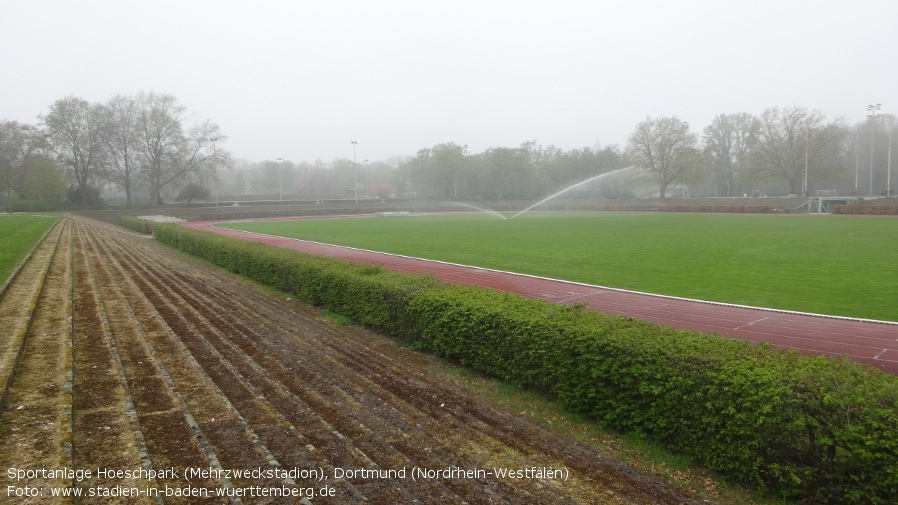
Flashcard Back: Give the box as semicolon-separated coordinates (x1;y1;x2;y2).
119;215;149;234
832;204;898;215
5;199;65;213
154;223;898;504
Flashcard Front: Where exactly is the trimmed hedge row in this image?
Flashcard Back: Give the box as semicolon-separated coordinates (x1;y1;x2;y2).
4;199;65;213
832;204;898;215
534;203;782;213
120;215;150;234
155;223;898;504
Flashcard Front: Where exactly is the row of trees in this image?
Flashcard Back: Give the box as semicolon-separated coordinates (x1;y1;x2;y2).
392;141;626;201
179;103;896;203
1;92;230;207
395;106;894;201
4;100;893;206
226;158;399;201
225;144;625;202
628;107;855;198
0;120;67;202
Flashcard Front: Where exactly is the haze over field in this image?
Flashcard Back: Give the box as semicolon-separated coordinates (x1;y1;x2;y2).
2;0;896;164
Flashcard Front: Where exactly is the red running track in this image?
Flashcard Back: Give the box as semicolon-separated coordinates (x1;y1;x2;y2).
182;218;898;374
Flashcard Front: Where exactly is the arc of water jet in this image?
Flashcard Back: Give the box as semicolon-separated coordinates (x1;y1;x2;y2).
509;166;636;220
451;202;508;219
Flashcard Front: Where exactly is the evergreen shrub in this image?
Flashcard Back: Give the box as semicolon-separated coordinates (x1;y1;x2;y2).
120;215;150;233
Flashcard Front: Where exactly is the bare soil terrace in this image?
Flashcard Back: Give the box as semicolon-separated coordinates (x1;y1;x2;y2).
0;215;705;504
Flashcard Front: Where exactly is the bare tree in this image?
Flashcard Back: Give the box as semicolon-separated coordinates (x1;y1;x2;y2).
136;92;184;204
749;106;845;195
625;116;699;198
180;119;231;190
703;113;759;196
103;94;141;206
135;92;229;204
41;96;108;207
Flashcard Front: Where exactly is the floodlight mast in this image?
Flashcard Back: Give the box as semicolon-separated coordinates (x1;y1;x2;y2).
276;157;283;201
804;128;809;197
867;104;881;196
889;117;894;197
351;140;358;203
364;159;369;197
855;127;860;193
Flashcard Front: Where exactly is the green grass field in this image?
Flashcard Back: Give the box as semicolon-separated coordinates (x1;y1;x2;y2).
222;212;898;322
0;214;59;285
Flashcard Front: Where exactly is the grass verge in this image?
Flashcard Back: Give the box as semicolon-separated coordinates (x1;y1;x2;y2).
0;213;60;285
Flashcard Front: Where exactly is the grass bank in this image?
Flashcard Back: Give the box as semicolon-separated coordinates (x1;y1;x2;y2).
0;214;60;284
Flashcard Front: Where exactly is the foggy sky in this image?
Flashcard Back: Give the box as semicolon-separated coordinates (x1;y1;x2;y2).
2;0;896;165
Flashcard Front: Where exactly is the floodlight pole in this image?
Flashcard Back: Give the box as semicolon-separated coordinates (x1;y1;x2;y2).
276;157;283;201
210;136;220;207
804;128;809;197
855;127;860;193
351;141;358;203
867;104;881;196
888;118;893;196
364;159;369;197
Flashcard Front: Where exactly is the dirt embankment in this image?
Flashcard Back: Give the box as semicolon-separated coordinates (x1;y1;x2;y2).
0;216;705;504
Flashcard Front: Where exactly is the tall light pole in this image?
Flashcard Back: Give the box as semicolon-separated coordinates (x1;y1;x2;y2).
276;157;283;201
855;127;859;194
351;141;358;203
868;104;881;196
804;127;810;197
210;136;220;206
888;117;893;197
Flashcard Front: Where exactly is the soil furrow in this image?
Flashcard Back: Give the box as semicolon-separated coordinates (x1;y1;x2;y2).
82;224;377;503
0;219;72;501
76;223;233;503
70;222;159;502
96;226;427;504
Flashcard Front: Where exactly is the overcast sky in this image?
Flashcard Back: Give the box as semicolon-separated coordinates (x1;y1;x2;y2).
2;0;896;165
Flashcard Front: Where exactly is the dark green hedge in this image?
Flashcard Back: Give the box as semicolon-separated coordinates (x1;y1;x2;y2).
5;199;65;213
155;223;898;504
119;215;149;234
832;204;898;215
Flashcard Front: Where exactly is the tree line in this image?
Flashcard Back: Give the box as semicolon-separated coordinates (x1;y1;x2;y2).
1;92;229;207
3;100;894;207
395;106;893;201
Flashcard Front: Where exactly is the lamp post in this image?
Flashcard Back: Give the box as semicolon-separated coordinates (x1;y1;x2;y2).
276;157;283;201
868;104;881;196
855;127;860;194
804;127;809;197
351;141;358;203
210;136;219;206
888;117;893;197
